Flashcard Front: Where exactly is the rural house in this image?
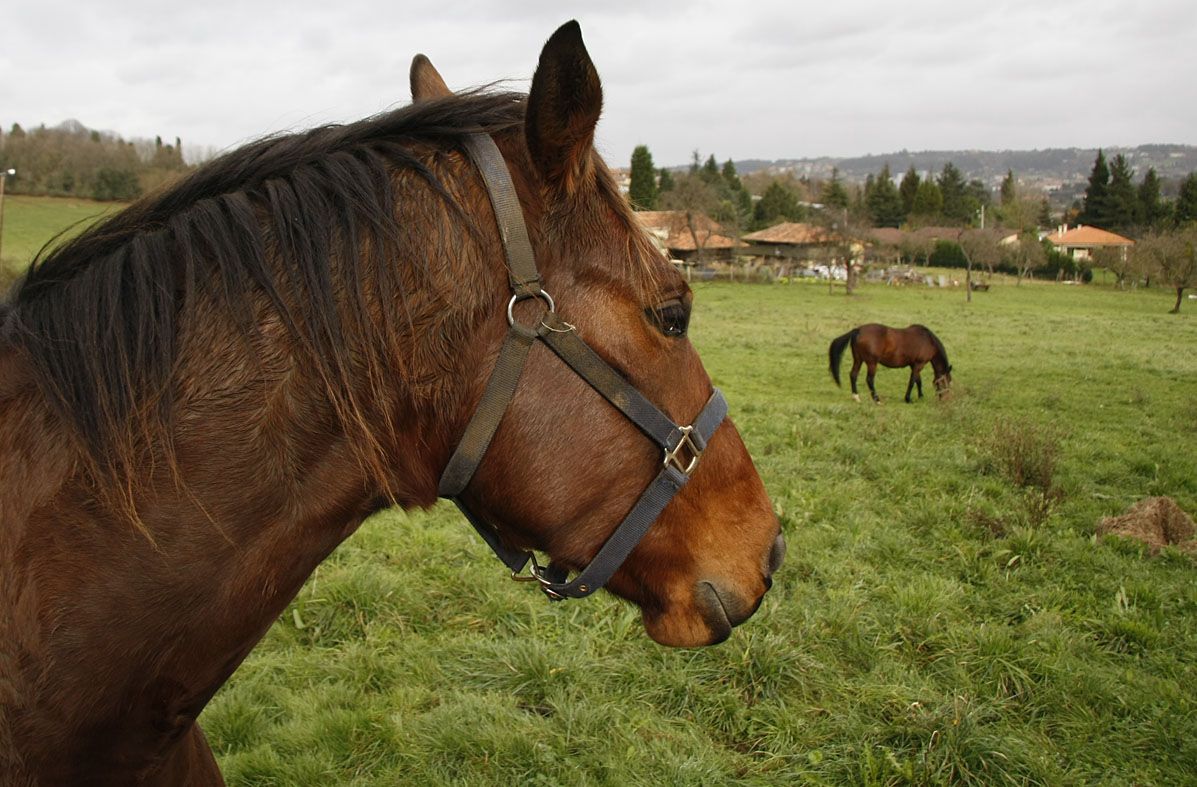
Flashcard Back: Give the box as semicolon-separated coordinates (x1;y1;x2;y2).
635;210;739;262
1043;224;1133;261
741;222;840;263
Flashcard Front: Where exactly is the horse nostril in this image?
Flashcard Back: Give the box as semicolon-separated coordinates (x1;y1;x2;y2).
763;574;773;591
767;532;786;576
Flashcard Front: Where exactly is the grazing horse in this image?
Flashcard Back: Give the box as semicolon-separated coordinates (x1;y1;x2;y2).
0;23;783;786
828;323;952;403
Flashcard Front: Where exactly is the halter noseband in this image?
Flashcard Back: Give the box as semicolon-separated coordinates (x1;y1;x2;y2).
437;133;727;601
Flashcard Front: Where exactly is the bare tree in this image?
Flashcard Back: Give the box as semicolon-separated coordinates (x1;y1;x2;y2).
660;174;720;263
1092;245;1137;289
1135;229;1197;313
898;233;934;267
1005;232;1047;285
958;229;1001;301
812;207;866;294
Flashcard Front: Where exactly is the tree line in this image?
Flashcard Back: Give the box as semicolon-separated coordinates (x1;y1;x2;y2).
1076;149;1197;235
0;120;190;201
631;143;1197;236
628;144;1197;309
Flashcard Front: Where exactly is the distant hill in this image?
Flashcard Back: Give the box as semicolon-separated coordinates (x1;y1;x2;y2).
732;145;1197;204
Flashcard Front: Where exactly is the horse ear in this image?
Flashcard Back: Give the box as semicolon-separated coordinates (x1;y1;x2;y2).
525;21;602;193
410;54;452;102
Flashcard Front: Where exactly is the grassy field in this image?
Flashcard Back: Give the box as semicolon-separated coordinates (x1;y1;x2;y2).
0;195;123;284
5;199;1196;784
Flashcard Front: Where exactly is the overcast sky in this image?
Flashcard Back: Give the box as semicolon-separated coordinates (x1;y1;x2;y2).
2;0;1194;168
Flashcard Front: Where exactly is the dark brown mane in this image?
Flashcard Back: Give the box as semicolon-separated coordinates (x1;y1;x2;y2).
915;324;951;369
5;90;526;494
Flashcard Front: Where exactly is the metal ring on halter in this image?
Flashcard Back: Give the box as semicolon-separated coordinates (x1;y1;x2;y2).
507;290;556;327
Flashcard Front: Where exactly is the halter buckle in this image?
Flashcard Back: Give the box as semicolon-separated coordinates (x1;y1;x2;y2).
510;553;565;600
663;425;703;476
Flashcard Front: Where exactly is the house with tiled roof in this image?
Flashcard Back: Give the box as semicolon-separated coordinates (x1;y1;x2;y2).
634;210;739;261
740;222;840;262
742;222;837;246
1043;224;1134;261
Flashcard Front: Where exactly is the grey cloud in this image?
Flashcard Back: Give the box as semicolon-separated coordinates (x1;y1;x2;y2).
1;1;1193;170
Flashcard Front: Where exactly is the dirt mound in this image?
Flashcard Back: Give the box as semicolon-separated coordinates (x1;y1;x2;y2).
1097;497;1197;555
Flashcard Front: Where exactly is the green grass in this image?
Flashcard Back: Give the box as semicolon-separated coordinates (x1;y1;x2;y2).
0;195;123;284
7;199;1197;784
206;279;1195;785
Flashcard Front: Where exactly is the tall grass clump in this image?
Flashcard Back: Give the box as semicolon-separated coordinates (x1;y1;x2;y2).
976;419;1061;493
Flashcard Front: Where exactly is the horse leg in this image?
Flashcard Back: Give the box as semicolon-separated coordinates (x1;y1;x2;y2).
912;361;926;400
866;362;880;403
850;358;863;402
905;368;916;403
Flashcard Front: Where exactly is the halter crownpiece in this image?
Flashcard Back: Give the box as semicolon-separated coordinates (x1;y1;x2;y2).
438;133;727;601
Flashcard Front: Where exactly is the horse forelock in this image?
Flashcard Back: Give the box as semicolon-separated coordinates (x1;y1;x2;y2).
4;90;528;508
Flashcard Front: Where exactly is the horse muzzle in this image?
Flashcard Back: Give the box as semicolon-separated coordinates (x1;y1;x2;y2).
647;530;785;647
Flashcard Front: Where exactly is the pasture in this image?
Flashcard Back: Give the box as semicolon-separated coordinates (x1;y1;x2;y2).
207;278;1195;784
0;195;123;285
4;200;1195;784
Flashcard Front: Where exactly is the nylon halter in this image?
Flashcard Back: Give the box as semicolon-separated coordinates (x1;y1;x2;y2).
437;133;728;601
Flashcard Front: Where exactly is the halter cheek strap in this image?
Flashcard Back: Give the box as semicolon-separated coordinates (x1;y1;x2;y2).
437;133;727;601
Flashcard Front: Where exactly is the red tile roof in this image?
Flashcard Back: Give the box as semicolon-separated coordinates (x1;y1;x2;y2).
742;222;838;245
1045;225;1134;247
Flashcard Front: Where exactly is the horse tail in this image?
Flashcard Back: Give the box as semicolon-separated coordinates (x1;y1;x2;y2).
828;328;858;387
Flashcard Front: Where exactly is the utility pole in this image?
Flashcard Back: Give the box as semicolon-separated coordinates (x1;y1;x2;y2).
0;168;16;267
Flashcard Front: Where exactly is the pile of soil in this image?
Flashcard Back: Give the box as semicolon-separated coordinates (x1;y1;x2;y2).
1097;497;1197;556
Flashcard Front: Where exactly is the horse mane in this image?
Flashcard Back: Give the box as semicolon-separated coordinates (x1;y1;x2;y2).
915;324;950;370
4;89;527;499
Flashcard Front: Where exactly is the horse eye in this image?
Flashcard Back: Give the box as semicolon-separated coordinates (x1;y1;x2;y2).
646;299;690;338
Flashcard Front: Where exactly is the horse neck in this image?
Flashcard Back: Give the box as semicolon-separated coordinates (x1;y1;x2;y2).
0;159;507;773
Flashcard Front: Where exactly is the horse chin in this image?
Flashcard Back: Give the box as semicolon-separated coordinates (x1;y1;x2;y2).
640;581;763;647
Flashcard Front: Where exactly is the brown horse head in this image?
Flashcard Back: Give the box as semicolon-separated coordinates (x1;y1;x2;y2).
934;366;953;395
0;21;783;782
413;23;783;646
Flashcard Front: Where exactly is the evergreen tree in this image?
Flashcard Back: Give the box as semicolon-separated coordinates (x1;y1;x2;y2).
753;180;801;227
721;160;753;225
937;162;969;223
1000;169;1016;206
899;166;920;216
1137;168;1165;229
1079;149;1112;227
701;154;720;185
866;164;904;228
820;167;849;210
911;179;944;218
721;159;742;192
1037;198;1053;229
1106;154;1137;232
963;178;990;226
657;167;675;194
1176;173;1197;226
628;145;658;210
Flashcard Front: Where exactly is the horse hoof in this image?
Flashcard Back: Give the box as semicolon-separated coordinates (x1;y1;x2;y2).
852;394;860;403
